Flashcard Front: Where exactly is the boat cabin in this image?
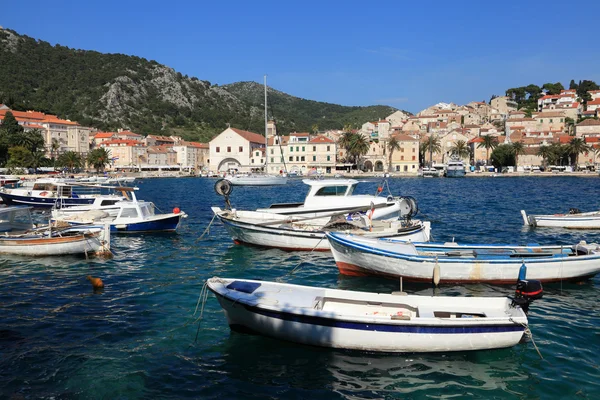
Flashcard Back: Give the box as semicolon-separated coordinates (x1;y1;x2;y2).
116;201;155;220
0;207;34;233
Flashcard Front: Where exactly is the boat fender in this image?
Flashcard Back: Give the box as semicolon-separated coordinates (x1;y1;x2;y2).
173;207;181;214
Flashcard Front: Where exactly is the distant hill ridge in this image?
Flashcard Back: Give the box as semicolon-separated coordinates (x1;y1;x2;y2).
0;28;398;142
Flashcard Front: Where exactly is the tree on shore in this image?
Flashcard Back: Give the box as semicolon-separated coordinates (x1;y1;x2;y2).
536;145;552;168
387;136;400;172
6;146;33;169
490;144;515;169
567;137;591;168
421;135;441;167
57;151;83;172
477;135;499;165
449;140;470;161
87;148;112;173
510;141;526;167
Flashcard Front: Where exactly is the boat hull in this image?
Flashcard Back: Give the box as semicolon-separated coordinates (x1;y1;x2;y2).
225;175;288;186
521;210;600;229
326;233;600;283
62;213;184;233
208;278;527;353
0;192;95;208
0;230;109;256
215;210;430;251
445;168;466;178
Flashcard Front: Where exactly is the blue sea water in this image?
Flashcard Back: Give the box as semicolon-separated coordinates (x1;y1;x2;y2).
1;176;599;399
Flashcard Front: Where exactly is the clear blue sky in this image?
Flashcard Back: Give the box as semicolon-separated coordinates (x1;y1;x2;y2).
2;0;599;113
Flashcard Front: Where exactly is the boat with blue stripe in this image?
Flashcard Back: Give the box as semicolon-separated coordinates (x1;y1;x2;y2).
51;188;187;233
326;232;600;283
207;277;539;352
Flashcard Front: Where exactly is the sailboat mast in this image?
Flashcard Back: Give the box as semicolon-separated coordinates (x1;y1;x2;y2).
264;75;268;172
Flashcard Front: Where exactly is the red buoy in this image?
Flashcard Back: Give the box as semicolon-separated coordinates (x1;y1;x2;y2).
173;207;181;214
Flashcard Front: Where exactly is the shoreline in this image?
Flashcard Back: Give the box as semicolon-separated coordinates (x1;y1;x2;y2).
15;170;599;181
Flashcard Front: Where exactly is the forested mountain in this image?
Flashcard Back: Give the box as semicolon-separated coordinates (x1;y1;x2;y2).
0;28;398;142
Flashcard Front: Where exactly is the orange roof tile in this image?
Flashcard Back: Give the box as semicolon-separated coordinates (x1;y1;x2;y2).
94;132;117;139
577;119;600;126
308;135;334;144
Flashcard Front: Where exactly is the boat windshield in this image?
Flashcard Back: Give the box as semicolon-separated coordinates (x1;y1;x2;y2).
120;208;139;218
0;208;34;233
314;185;350;197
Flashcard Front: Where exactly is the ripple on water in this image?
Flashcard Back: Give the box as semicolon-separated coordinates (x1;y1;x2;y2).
1;176;600;399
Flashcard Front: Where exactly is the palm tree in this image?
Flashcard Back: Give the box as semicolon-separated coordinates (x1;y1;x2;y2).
23;129;46;153
567;137;591;168
536;145;552;168
337;132;354;163
449;140;470;160
349;134;370;168
477;135;498;165
387;136;401;172
422;135;441;167
87;148;112;173
548;143;568;166
510;141;526;167
30;150;51;170
57;151;83;172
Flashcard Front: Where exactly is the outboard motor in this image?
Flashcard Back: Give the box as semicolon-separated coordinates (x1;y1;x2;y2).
569;208;581;214
511;262;543;314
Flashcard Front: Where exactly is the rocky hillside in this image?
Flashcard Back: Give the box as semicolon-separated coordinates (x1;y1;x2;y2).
0;28;398;141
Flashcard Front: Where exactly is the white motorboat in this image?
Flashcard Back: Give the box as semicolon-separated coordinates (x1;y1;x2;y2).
52;190;187;233
211;206;430;251
521;209;600;229
207;277;541;352
0;206;111;256
0;179;126;208
232;178;412;220
326;232;600;284
445;159;466;178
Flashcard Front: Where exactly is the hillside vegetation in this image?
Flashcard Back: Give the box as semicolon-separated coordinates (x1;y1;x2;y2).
0;28;398;141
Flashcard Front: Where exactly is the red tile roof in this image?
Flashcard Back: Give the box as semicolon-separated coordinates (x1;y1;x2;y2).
308;135;334;144
230;127;265;144
94;132;117;139
587;99;600;105
577;119;600;126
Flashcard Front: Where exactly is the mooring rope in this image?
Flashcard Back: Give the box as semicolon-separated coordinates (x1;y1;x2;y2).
510;316;543;360
193;281;211;343
196;214;218;242
277;236;326;281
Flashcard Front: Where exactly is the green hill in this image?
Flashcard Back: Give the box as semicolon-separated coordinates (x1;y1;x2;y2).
0;28;399;142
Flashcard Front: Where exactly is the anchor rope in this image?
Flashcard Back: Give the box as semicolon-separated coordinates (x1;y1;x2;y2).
510;316;543;360
278;236;326;280
196;213;218;242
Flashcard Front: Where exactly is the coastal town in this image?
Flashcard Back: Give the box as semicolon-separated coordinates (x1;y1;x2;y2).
1;88;600;176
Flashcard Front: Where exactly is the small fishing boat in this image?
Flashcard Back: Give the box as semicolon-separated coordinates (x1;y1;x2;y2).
214;178;410;221
211;206;430;251
207;277;541;352
0;175;21;186
0;206;111;256
326;232;600;283
51;190;187;233
521;209;600;229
